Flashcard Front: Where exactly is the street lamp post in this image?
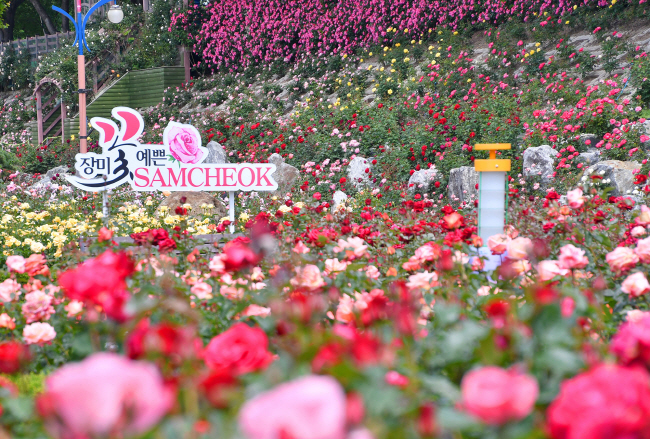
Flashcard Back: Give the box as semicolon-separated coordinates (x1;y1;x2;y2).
53;0;123;154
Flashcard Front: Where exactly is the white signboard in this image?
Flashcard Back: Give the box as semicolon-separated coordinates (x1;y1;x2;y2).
66;107;278;232
66;107;278;192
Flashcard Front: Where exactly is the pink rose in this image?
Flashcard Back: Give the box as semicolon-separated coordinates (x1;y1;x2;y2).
365;265;380;279
537;260;569;282
547;364;650;439
611;314;650;366
23;322;56;345
506;237;532;260
631;226;647;237
487;234;509;255
0;279;20;302
566;188;584;209
21;290;55;323
6;255;26;273
290;265;326;291
558;244;589;269
606;247;639;273
414;244;438;262
167;126;204;164
621;272;650;298
333;237;368;259
0;313;16;329
238;375;346;439
460;366;538;425
325;258;349;275
406;272;438;290
636;237;650;263
38;353;173;438
191;281;213;300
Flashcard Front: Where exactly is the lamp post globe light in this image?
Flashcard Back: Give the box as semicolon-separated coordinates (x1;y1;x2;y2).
52;0;123;154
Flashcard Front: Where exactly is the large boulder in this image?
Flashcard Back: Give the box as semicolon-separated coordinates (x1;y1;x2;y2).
407;168;438;193
523;145;556;183
155;191;228;218
447;166;478;204
331;190;349;213
584;160;641;196
268;153;299;195
577;149;601;166
28;166;71;191
204;141;228;164
347;156;373;190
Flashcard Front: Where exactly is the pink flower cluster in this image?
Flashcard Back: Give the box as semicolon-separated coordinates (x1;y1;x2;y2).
172;0;595;71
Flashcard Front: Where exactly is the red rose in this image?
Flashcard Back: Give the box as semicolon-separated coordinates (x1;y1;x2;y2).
158;238;177;253
221;242;261;272
460;366;538;425
127;319;202;366
0;341;30;374
547;364;650;439
58;250;134;322
203;323;273;375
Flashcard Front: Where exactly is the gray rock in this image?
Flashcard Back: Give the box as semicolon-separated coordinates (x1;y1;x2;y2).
523;144;556;183
579;134;601;148
347;156;373;190
585;160;642;196
332;190;349;213
407;168;438;193
155;191;228;218
28;166;71;190
204;141;228;164
268;153;299;195
447;166;478;204
577;149;600;166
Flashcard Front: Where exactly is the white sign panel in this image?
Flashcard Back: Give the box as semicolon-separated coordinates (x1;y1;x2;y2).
66;107;278;192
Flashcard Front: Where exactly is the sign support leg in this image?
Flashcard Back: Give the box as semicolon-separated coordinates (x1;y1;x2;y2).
229;191;235;234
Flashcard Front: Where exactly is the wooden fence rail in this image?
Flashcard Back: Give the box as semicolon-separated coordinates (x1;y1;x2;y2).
0;32;75;59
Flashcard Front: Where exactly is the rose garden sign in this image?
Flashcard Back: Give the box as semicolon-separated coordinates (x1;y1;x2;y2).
66;107;278;192
66;107;278;231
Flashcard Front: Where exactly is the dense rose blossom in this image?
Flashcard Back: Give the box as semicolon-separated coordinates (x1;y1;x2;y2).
203;323;273;374
23;322;56;345
21;289;55;323
557;244;589;269
238;375;346;439
635;237;650;263
290;264;326;291
506;237;532;260
536;260;569;282
0;341;30;374
0;313;15;329
566;188;584;209
191;281;213;299
98;226;114;242
547;364;650;439
0;279;21;302
460;366;538;425
334;237;368;259
606;247;639;273
38;353;173;439
406;271;438;290
487;234;509;255
5;255;25;273
621;272;650;298
127;319;202;365
221;242;262;272
24;254;50;277
611;315;650;366
58;250;135;322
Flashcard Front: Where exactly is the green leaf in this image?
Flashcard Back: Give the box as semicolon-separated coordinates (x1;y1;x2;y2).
419;374;461;402
3;396;34;421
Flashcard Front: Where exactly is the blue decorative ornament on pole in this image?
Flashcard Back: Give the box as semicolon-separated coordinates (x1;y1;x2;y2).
52;0;124;154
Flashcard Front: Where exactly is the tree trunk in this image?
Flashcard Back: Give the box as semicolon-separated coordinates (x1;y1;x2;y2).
60;0;69;32
0;0;25;42
28;0;56;35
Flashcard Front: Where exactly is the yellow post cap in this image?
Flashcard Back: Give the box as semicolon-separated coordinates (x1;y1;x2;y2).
474;143;511;171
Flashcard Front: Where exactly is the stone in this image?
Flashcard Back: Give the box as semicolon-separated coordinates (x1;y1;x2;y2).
155;191;228;218
577;149;600;166
407;168;439;193
347;156;373;190
584;160;642;196
579;133;601;149
204;141;228;164
28;166;71;191
523;144;556;183
268;153;299;195
447;166;478;204
332;190;348;213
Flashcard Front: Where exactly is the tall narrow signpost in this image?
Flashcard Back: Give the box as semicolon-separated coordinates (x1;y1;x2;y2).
53;0;124;154
474;143;511;270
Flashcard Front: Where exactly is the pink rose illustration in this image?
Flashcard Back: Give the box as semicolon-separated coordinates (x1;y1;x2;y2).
167;126;204;164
